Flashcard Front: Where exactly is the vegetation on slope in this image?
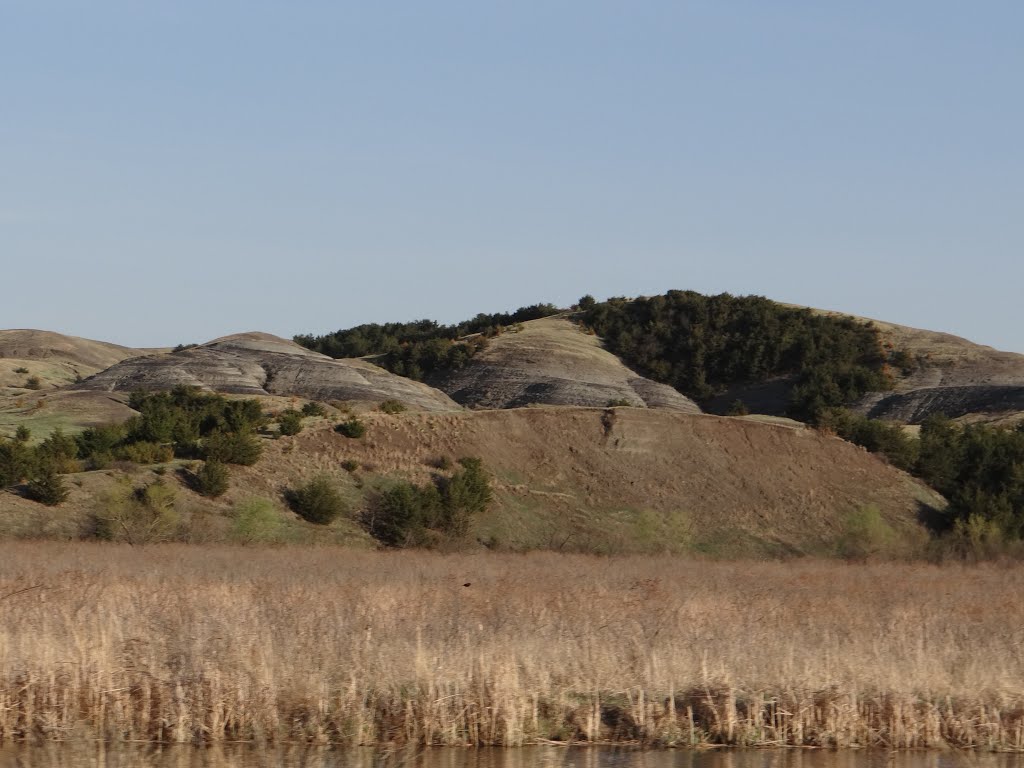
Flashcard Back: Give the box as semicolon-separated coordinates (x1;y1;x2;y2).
0;387;265;501
578;291;894;421
294;303;561;380
829;409;1024;546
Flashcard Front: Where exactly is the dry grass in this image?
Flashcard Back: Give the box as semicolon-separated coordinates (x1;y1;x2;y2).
1;544;1023;749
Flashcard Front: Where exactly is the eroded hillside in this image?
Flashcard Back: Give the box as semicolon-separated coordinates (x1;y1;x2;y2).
1;407;941;556
431;317;702;412
76;332;461;413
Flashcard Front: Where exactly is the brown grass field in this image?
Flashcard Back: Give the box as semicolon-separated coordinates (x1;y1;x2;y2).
1;543;1023;749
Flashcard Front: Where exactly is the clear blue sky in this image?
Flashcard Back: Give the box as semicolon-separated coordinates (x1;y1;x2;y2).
2;1;1022;351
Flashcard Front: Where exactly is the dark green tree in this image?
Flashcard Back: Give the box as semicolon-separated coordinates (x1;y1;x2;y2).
194;459;231;498
286;475;346;524
26;466;69;506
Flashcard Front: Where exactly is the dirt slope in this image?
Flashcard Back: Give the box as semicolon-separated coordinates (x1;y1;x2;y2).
77;332;460;412
433;317;701;412
225;409;938;555
0;408;940;555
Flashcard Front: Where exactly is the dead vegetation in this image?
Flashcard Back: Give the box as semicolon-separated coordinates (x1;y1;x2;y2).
1;543;1022;748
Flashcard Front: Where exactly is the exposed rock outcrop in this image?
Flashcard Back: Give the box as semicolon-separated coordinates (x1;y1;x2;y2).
431;317;701;413
76;333;460;412
703;318;1024;424
850;324;1024;424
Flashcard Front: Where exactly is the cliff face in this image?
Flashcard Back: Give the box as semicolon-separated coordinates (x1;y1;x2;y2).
76;333;461;412
431;318;702;413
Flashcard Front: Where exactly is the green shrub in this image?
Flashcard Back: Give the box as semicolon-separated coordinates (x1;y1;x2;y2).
231;497;285;544
14;426;30;443
194;459;230;498
364;482;442;547
76;423;125;459
931;514;1011;562
836;505;896;560
13;367;28;374
727;399;750;416
820;408;918;472
379;399;407;414
340;459;359;472
25;466;69;506
203;431;263;465
277;409;303;436
115;441;174;465
37;428;80;473
0;439;32;487
91;480;181;544
363;457;492;548
300;401;326;417
24;376;42;390
335;417;366;439
286;475;346;525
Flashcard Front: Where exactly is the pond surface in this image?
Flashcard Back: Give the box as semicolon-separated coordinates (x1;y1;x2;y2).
1;746;1022;768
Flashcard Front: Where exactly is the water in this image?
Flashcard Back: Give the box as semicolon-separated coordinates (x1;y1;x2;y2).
1;746;1022;768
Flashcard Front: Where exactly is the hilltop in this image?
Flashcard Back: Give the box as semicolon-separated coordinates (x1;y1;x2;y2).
430;316;701;412
0;329;147;391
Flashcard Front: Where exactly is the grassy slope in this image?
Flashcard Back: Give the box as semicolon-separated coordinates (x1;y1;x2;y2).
2;409;941;556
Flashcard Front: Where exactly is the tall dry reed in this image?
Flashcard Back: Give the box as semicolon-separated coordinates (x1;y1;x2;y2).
1;543;1023;748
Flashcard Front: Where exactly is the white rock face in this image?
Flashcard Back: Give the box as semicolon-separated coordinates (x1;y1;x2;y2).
431;317;702;413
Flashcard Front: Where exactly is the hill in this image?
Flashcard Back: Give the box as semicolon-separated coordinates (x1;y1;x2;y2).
76;332;460;413
853;320;1024;424
704;313;1024;425
430;317;702;412
0;329;146;391
0;407;940;556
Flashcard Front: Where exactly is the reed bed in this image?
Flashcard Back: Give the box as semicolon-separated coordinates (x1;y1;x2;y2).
1;543;1023;749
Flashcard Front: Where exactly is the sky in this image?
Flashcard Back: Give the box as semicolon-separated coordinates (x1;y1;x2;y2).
1;1;1022;351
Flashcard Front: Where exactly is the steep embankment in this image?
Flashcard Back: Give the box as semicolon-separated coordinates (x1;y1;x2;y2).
223;409;942;553
0;408;940;554
76;332;461;413
432;317;701;412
